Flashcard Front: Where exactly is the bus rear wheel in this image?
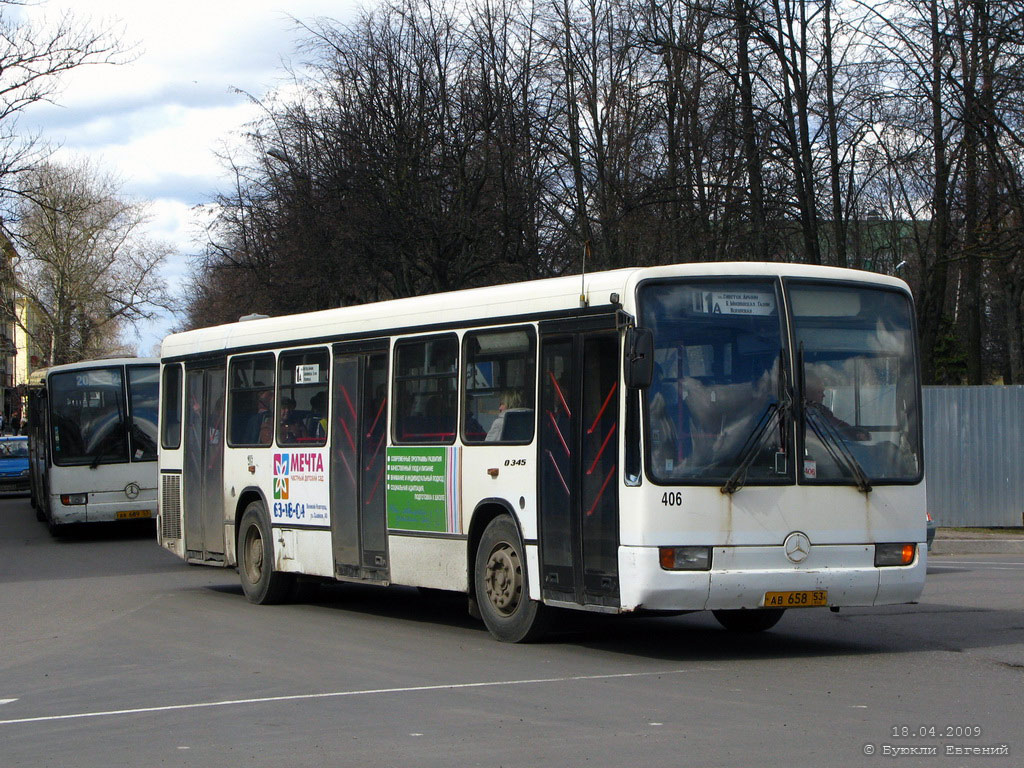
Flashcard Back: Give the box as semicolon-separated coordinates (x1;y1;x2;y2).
238;502;293;605
712;608;785;632
32;487;44;521
475;516;548;643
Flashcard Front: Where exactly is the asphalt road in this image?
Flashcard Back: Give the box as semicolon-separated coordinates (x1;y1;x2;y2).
1;494;1021;768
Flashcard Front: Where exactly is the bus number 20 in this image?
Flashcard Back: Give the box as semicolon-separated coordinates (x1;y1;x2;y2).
661;492;683;507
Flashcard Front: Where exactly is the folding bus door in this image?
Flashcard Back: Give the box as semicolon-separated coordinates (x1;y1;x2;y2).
183;362;226;562
330;341;390;583
538;318;621;608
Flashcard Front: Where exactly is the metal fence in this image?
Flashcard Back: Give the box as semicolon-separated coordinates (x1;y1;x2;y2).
923;385;1024;527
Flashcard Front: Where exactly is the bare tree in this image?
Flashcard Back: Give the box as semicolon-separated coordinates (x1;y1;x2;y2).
184;0;1024;382
7;160;173;365
0;2;123;210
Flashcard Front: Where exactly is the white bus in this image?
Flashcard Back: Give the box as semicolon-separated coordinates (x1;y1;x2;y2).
27;358;160;535
157;263;926;641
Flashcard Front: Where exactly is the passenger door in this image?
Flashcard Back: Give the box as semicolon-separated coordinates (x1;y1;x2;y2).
183;362;226;561
538;318;621;608
330;341;390;582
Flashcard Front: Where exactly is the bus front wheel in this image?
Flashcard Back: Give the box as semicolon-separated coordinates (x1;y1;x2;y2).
475;516;548;643
238;502;294;605
712;608;785;632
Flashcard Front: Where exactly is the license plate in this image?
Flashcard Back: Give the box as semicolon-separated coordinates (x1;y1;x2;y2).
117;509;151;520
764;590;828;608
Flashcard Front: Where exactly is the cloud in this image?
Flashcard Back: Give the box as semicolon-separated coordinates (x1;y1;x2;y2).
28;81;254;135
17;0;361;348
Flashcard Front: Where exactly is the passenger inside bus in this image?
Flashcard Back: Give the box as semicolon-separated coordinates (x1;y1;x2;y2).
308;391;328;438
485;389;526;442
804;371;869;441
669;356;779;475
278;397;307;442
252;390;275;444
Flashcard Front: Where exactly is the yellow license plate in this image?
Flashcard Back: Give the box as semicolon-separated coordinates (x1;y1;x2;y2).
764;590;828;608
117;509;151;520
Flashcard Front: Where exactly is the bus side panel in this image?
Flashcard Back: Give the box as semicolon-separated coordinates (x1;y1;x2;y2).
387;535;468;591
460;453;537;539
224;446;335;578
273;528;334;577
460;442;538;600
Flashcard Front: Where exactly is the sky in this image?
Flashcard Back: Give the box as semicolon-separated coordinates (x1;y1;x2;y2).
19;0;363;356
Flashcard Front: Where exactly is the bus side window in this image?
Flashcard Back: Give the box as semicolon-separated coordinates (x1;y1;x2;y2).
160;364;183;450
462;327;536;445
228;354;276;447
277;347;329;447
393;335;458;444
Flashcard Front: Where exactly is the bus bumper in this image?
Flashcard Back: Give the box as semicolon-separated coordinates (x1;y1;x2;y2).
619;544;926;612
48;491;157;524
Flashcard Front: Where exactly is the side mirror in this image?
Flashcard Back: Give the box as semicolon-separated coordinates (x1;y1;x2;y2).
624;327;654;389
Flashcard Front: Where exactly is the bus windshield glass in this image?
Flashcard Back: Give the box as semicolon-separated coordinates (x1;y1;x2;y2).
128;366;160;460
49;367;128;466
639;280;787;484
790;282;921;484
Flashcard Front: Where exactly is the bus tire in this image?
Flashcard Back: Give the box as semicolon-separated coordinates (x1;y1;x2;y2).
238;502;293;605
36;474;51;522
33;487;44;521
475;516;548;643
42;488;65;535
712;608;785;632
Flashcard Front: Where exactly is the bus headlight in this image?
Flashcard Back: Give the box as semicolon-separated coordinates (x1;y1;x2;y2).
60;493;87;506
874;543;916;567
659;546;712;571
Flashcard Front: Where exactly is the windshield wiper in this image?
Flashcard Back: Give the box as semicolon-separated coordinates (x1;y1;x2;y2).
722;349;793;495
805;404;872;493
721;399;789;495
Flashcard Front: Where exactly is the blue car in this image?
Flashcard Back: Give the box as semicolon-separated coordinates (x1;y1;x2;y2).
0;436;30;493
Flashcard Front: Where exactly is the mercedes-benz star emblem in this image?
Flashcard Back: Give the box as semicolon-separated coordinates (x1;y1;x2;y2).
784;531;811;563
124;482;141;500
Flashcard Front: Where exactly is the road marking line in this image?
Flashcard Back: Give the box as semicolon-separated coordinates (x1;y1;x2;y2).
0;669;691;727
0;699;18;706
934;560;1024;566
931;565;1021;571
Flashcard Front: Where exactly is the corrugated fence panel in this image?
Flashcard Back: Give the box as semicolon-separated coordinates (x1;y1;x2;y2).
923;386;1024;527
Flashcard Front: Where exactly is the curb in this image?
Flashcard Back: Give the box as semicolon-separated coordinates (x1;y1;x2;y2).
930;538;1024;556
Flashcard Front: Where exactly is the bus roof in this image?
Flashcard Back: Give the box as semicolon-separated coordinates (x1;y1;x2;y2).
30;357;160;384
161;262;909;360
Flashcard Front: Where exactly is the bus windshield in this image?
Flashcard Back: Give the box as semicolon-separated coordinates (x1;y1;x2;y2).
790;282;921;484
49;367;129;466
640;280;787;484
639;279;921;486
128;365;160;460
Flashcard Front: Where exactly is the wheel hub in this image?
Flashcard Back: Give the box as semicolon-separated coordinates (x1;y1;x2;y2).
484;543;522;616
245;527;264;582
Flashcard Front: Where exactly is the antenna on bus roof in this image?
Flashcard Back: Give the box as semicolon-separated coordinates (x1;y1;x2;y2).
238;313;269;322
580;241;590;308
